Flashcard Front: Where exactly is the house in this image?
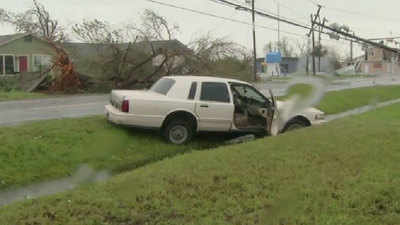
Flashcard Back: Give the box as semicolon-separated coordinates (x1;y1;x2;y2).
0;33;190;78
0;33;55;76
356;46;400;74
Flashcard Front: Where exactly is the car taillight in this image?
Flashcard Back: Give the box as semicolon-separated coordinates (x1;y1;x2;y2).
121;99;129;113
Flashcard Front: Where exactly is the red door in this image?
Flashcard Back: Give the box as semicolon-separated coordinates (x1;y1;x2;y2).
19;56;28;73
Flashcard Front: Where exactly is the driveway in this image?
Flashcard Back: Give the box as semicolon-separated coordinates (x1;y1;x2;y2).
0;95;108;127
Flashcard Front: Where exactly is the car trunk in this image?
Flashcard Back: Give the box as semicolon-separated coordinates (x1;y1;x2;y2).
110;90;165;112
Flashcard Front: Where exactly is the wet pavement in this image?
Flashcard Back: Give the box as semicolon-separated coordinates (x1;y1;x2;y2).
0;94;108;127
0;165;110;207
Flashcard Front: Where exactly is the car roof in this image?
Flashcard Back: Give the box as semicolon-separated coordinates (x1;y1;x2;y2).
167;75;250;85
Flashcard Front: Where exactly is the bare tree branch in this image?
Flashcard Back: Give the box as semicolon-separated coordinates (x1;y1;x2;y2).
0;0;66;42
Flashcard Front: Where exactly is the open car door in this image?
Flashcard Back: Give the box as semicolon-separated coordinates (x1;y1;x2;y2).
258;89;279;136
268;89;280;135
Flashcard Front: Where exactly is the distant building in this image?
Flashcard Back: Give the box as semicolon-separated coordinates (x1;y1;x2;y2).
280;57;299;74
256;56;299;75
355;46;400;74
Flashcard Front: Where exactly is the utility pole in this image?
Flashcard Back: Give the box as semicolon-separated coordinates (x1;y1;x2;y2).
318;25;321;72
350;39;353;62
251;0;257;81
308;5;321;76
311;14;316;76
318;18;326;72
277;1;280;44
306;37;310;74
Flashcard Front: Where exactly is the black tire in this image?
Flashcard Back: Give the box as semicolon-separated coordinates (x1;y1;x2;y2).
281;119;308;133
163;119;194;144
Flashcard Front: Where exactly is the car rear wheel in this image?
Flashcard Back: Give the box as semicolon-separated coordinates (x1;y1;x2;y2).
164;119;193;144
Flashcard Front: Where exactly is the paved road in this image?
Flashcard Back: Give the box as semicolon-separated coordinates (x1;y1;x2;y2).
1;75;400;127
0;95;108;126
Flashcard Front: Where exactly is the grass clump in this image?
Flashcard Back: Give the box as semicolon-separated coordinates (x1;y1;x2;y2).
0;91;46;102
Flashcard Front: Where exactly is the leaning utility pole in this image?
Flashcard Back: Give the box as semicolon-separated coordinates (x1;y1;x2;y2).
251;0;257;81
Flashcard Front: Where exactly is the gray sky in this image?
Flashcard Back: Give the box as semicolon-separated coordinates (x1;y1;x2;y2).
2;0;400;57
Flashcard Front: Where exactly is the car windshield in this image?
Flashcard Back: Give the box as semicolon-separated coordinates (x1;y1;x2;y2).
150;78;176;95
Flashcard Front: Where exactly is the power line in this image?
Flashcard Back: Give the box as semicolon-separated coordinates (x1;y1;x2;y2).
144;0;305;37
276;2;309;22
210;0;312;30
211;0;310;28
319;3;400;23
314;20;400;55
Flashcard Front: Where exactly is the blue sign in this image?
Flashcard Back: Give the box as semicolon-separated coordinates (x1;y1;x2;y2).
266;52;282;63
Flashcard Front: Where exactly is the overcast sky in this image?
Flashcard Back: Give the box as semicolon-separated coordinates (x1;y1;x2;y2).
2;0;400;57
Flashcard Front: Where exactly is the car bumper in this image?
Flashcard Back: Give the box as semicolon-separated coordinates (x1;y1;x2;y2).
311;119;327;125
105;104;131;125
105;105;163;128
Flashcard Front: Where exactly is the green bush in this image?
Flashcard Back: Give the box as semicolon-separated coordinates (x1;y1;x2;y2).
0;77;18;92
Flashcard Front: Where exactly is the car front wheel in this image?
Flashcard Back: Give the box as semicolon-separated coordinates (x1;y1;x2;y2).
281;119;308;133
164;119;193;144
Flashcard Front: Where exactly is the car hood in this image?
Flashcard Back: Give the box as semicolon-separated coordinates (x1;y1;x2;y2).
276;100;324;116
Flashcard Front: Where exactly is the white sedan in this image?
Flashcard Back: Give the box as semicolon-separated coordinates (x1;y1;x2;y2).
105;76;325;144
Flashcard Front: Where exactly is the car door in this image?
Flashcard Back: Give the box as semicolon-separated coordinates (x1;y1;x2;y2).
195;81;234;131
230;83;275;132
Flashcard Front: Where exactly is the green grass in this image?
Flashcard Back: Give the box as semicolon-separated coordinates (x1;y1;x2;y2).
0;117;222;190
279;84;400;115
1;85;400;191
0;91;46;101
2;103;400;224
318;85;400;114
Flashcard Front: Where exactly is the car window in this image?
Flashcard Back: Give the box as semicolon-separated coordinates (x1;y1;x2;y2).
150;78;176;95
200;82;230;103
231;84;267;105
188;82;197;100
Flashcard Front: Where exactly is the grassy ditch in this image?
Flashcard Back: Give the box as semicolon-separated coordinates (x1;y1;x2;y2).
0;116;222;190
2;102;400;224
2;85;400;191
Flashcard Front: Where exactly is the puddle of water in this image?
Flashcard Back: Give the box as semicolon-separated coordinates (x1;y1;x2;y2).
0;165;110;207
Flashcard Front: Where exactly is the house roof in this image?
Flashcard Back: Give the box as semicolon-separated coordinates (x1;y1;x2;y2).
0;33;31;47
61;39;191;62
0;33;190;54
63;39;189;53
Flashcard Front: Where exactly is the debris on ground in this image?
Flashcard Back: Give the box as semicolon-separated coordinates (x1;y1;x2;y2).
225;134;256;145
